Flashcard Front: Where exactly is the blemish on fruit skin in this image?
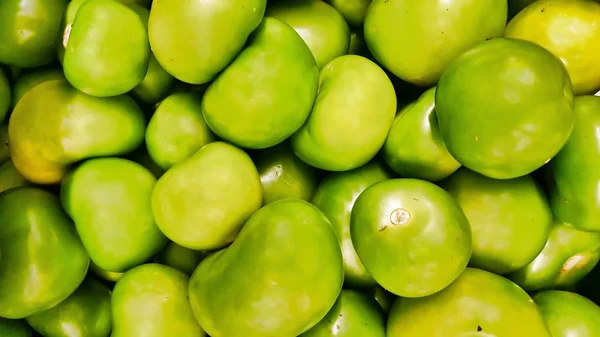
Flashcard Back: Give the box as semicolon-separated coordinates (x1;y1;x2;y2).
390;208;410;225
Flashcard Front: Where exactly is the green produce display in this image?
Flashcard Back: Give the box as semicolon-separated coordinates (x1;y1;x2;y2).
145;92;216;170
61;157;167;272
301;289;385;337
267;0;350;69
548;96;600;231
111;263;206;337
254;143;321;205
189;199;343;337
387;268;552;336
510;220;600;292
351;178;472;298
26;278;112;337
0;188;89;319
202;17;319;149
440;168;553;275
505;0;600;95
311;160;392;289
436;37;574;179
291;54;396;171
364;0;507;86
535;290;600;337
151;141;263;250
383;87;461;182
2;1;600;336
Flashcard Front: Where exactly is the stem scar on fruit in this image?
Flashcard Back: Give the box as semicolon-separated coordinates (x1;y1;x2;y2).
379;208;411;232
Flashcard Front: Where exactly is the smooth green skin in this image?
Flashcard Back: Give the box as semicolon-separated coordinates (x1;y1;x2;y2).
202;17;319;149
0;187;90;319
8;78;146;185
436;38;575;179
189;199;343;337
10;67;64;110
383;87;461;182
61;157;167;273
549;96;600;232
56;0;89;64
0;0;68;68
364;0;507;87
301;290;385;337
0;69;9;122
267;0;350;69
387;268;552;337
441;167;553;275
89;262;123;283
148;0;266;84
26;278;112;337
310;160;393;289
291;55;396;171
146;92;216;170
0;161;28;194
351;178;472;298
63;0;150;97
112;264;206;337
505;0;600;95
132;54;176;105
535;290;600;337
152;141;263;250
254;143;320;205
510;220;600;292
327;0;372;26
0;318;32;337
154;242;208;276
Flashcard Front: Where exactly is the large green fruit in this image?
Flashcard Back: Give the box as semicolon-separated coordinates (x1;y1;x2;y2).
26;278;112;337
8;78;146;185
548;96;600;231
510;220;600;292
61;157;168;272
189;199;344;337
383;87;461;182
267;0;350;68
327;0;372;26
436;38;574;179
153;241;208;276
0;187;90;319
364;0;507;86
0;318;32;337
0;68;10;122
63;0;150;97
300;289;385;337
291;55;396;171
152;141;262;250
351;178;472;298
112;264;206;337
535;290;600;337
148;0;266;84
146;92;216;171
10;67;64;110
254;143;320;205
441;168;553;275
505;0;600;95
0;0;68;68
387;268;552;336
202;17;318;149
310;160;393;289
